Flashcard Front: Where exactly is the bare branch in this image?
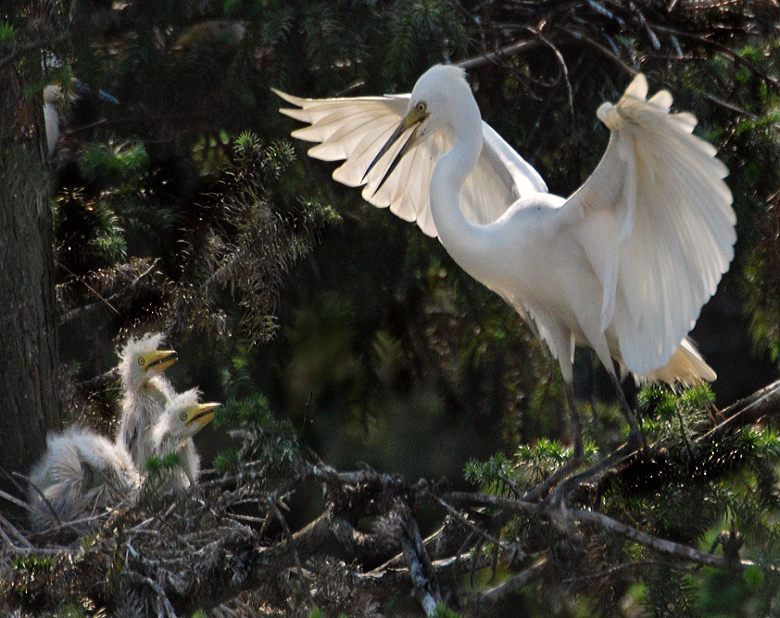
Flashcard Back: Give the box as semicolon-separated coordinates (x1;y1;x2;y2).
466;556;548;615
570;508;778;572
399;507;443;616
457;39;539;70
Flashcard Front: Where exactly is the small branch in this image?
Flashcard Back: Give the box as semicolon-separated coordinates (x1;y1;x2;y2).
0;512;31;549
125;570;177;618
651;24;780;92
570;508;777;572
537;33;575;132
698;379;780;444
0;33;69;69
0;488;53;523
569;30;639;76
399;508;443;616
59;258;160;325
444;491;540;517
466;556;547;614
457;39;539;70
13;472;63;529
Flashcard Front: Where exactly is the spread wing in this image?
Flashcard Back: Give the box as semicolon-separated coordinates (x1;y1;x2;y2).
559;74;736;375
274;89;547;238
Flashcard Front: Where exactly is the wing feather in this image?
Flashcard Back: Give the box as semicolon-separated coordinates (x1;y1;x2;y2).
275;88;547;238
560;74;736;376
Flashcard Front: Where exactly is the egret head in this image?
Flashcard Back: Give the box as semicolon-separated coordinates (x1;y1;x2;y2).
155;388;220;444
43;84;62;104
364;64;479;191
119;333;178;391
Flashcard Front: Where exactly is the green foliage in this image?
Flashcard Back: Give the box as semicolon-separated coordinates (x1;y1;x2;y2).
214;392;272;428
384;0;468;85
213;392;303;485
0;20;15;46
464;452;515;496
7;555;54;601
12;554;53;573
432;603;462;618
213;447;240;473
81;143;150;187
144;452;181;475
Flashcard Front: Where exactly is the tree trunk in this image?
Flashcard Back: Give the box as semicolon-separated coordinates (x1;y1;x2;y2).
0;46;61;480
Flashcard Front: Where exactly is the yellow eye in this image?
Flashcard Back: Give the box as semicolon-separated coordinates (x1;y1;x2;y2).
137;357;145;366
416;102;426;113
180;412;187;421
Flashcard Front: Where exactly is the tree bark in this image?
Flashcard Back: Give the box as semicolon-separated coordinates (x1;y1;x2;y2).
0;31;60;481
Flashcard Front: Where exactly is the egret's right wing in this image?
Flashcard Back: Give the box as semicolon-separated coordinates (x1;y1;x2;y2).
275;89;547;238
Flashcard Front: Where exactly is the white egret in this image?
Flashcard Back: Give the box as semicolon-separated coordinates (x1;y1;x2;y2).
275;65;736;450
43;81;119;156
115;333;178;471
43;85;63;157
146;389;220;492
28;428;141;533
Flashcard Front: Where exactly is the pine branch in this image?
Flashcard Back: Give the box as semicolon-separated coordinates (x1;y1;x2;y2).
598;379;780;493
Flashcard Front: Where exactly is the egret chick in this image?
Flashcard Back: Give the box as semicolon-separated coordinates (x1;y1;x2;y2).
116;333;178;471
276;66;736;451
146;388;219;492
28;428;140;533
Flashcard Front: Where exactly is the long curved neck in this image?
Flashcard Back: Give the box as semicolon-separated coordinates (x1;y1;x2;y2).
430;115;493;282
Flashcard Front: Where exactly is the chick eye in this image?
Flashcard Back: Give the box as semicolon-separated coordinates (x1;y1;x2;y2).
137;358;145;366
180;412;187;421
416;102;426;113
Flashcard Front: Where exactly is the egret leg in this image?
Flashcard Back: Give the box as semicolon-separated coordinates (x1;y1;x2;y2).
565;381;584;460
607;371;644;448
523;382;584;501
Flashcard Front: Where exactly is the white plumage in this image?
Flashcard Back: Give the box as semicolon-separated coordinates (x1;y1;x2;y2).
28;428;141;532
277;65;736;443
146;388;219;492
115;333;178;471
43;85;61;157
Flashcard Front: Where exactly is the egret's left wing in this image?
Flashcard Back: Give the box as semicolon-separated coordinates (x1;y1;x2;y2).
274;89;547;237
558;74;736;376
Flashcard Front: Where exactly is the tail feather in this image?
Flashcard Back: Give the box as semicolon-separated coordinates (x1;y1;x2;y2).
643;338;716;385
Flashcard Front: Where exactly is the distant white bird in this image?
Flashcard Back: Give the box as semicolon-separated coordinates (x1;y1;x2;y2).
116;333;178;471
42;81;119;156
28;428;141;533
276;65;736;449
43;84;62;157
146;388;219;492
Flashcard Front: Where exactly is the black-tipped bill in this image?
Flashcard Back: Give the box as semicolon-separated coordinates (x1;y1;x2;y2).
362;107;427;196
185;402;220;428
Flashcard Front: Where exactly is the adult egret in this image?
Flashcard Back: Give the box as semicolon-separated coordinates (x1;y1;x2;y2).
115;333;178;471
43;81;119;156
275;65;736;450
147;389;219;492
28;428;141;532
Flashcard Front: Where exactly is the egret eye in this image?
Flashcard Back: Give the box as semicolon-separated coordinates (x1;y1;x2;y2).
180;411;187;421
137;357;145;366
416;102;426;113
